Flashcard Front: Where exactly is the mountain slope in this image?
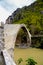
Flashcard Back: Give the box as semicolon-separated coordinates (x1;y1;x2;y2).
6;0;43;35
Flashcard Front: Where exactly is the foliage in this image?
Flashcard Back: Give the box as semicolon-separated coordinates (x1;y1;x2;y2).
31;37;43;49
26;58;37;65
6;0;43;35
37;0;43;2
17;57;37;65
6;0;43;48
17;28;27;43
39;38;43;49
17;58;23;65
11;0;43;35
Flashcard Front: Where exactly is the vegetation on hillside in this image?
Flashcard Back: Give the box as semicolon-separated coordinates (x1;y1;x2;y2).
12;0;43;48
6;0;43;48
11;0;43;35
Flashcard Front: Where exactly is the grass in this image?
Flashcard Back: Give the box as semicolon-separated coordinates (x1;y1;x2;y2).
14;47;43;65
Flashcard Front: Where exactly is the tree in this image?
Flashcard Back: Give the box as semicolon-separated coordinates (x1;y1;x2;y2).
37;0;43;2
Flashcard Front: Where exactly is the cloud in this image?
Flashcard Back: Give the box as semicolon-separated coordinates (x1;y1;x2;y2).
5;0;36;8
0;5;11;23
0;0;17;12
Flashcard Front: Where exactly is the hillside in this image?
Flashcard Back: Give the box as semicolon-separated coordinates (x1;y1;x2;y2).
6;0;43;35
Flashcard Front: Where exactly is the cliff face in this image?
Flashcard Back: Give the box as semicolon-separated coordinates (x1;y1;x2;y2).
6;0;43;35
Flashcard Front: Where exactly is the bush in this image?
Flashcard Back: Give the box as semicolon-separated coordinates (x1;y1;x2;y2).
17;58;23;65
26;58;37;65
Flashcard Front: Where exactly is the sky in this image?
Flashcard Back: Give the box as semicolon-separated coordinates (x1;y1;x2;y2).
0;0;36;23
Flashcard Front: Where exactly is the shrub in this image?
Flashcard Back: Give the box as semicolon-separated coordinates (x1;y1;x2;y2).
17;58;23;65
26;58;37;65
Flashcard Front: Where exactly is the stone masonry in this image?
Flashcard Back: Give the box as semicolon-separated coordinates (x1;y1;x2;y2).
0;22;31;65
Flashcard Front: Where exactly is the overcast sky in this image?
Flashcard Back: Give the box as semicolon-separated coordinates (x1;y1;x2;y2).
0;0;36;23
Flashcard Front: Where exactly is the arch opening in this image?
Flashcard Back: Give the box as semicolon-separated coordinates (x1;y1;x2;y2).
15;27;30;48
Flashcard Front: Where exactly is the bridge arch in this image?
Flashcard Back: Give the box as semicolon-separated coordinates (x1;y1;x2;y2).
4;24;31;57
14;24;31;48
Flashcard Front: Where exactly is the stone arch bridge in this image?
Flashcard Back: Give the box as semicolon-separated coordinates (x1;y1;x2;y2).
0;23;31;65
4;24;31;57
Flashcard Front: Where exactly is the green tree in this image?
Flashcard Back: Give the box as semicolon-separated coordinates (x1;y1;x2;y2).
37;0;43;2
